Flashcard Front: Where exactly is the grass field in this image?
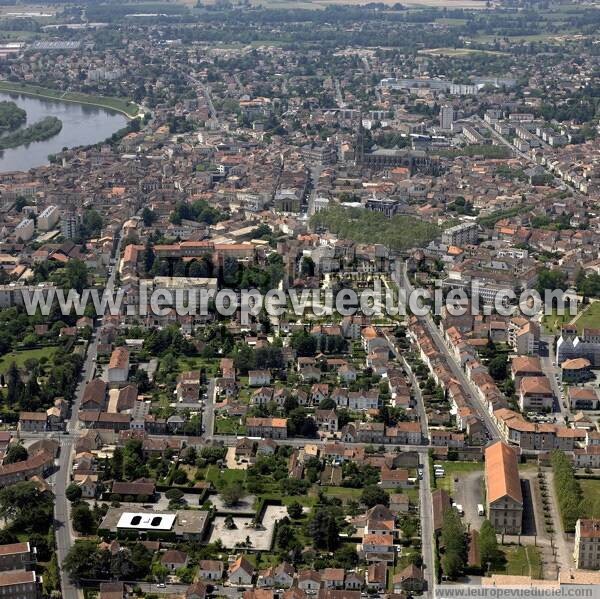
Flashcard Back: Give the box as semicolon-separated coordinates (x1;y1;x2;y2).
580;479;600;518
178;355;219;377
319;486;362;502
494;545;543;578
542;307;573;334
215;415;246;435
575;302;600;334
204;465;247;488
0;81;139;118
0;346;59;373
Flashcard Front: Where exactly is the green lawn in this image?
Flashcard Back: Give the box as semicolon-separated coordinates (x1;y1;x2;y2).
541;306;575;334
0;81;139;118
494;545;542;578
215;415;246;435
204;465;247;488
319;486;362;502
178;355;219;377
0;346;59;373
580;479;600;518
575;302;600;334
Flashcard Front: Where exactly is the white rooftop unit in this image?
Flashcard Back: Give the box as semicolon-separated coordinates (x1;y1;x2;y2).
116;512;176;531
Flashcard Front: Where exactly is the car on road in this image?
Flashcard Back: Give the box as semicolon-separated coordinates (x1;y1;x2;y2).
157;583;166;588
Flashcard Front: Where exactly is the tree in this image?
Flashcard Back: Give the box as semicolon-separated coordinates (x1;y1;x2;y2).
479;520;499;567
72;503;96;535
488;354;508;381
141;207;157;227
64;540;109;583
165;488;184;502
361;485;390;508
0;482;53;528
307;507;339;551
287;501;303;519
220;484;245;507
66;483;83;503
290;330;317;357
3;442;28;464
440;508;467;580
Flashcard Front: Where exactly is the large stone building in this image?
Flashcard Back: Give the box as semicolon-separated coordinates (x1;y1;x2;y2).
574;518;600;570
485;441;523;535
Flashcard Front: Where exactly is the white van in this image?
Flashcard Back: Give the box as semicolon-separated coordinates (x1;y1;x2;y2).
477;504;485;516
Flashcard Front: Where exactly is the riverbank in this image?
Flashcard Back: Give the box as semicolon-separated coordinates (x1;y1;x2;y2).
0;81;140;119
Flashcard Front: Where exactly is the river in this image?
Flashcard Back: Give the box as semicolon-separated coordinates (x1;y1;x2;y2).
0;91;128;172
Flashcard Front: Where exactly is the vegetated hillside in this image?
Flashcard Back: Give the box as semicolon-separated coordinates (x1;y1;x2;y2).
310;205;440;251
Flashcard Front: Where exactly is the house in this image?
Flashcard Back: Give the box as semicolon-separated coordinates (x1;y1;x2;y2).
510;356;543;385
519;376;553;412
485;441;523;535
389;493;410;513
229;556;255;586
569;387;600;411
393;565;424;593
317;591;360;599
81;379;107;411
161;549;189;571
187;582;209;599
248;370;271;387
18;412;47;433
243;590;273;599
0;542;34;571
359;534;395;563
273;562;295;588
366;563;387;591
75;473;98;498
108;347;130;384
246;417;288;440
315;409;338;432
100;581;126;599
0;450;54;488
198;560;224;581
321;569;345;589
0;570;40;599
298;570;321;592
379;467;410;489
111;479;156;501
574;445;600;468
252;387;274;406
561;358;593;383
344;572;363;591
339;365;357;383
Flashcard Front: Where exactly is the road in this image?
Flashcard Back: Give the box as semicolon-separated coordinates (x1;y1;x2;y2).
334;78;346;109
540;334;568;424
384;330;429;441
53;232;123;599
305;166;323;217
203;378;216;439
417;449;436;595
183;72;218;124
393;261;501;442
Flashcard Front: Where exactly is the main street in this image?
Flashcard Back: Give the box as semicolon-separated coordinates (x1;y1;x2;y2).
52;232;123;599
393;261;502;442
